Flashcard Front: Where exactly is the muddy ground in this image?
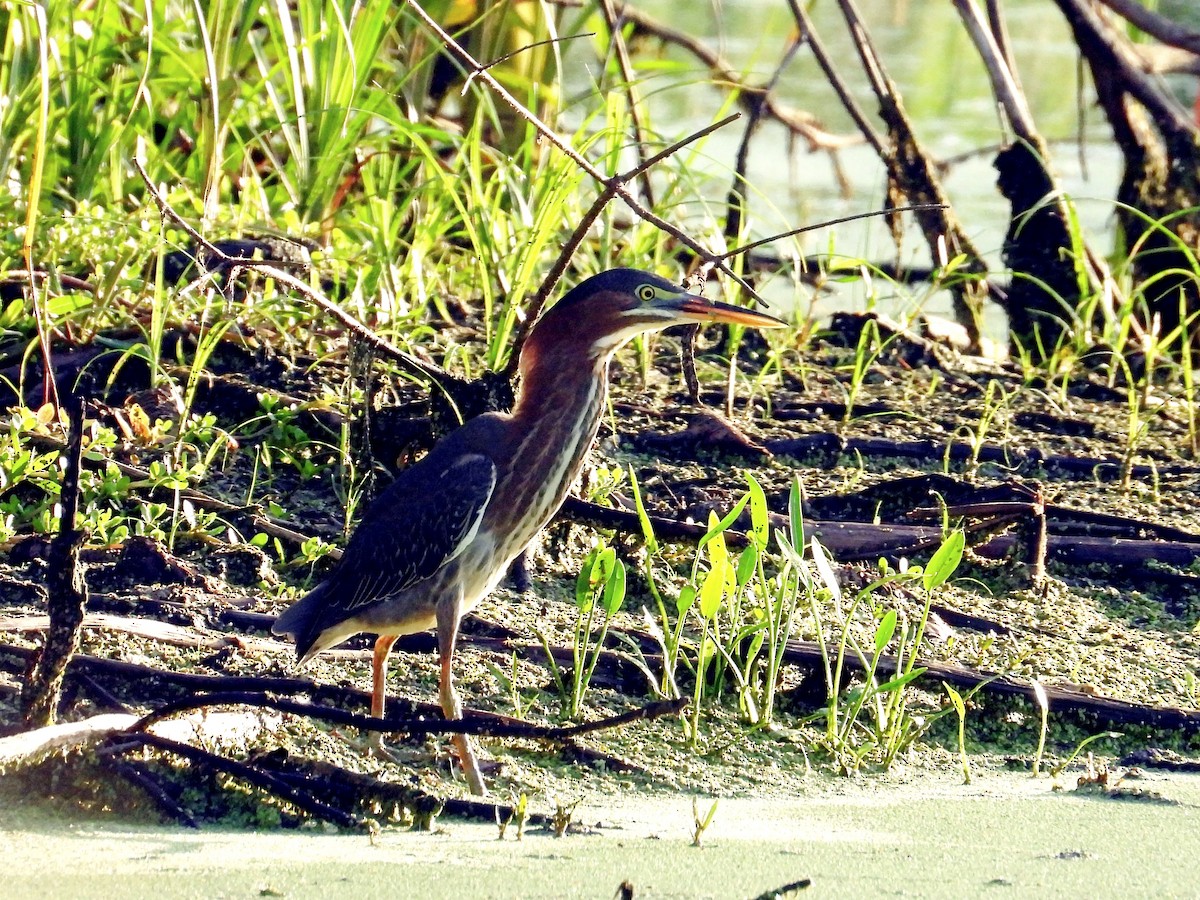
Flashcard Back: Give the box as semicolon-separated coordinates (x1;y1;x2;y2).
1;320;1199;896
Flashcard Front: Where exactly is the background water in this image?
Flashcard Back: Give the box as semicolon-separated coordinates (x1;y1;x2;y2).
563;0;1200;331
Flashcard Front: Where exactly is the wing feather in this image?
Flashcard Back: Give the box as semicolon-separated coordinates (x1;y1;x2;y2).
321;452;496;618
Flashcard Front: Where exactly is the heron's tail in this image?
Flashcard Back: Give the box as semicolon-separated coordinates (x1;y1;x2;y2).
271;581;330;664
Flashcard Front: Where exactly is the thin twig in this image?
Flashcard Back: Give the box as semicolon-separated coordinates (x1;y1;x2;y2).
401;0;762;303
612;1;858;153
784;0;885;156
104;731;370;831
131;151;450;385
716;204;949;263
466;32;596;84
131;690;687;741
597;0;655;207
106;757;200;828
502;114;741;377
1093;0;1200;54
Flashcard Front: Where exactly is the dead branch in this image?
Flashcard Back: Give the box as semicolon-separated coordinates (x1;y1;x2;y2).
0;270;97;296
781;638;1200;735
0;613;280;654
811;0;989;350
401;0;764;305
1054;0;1200;349
105;757;200;828
131;690;685;743
1094;0;1200;55
785;0;885;157
613;1;859;154
21;395;88;727
102;731;371;831
952;0;1112;356
0;713;140;770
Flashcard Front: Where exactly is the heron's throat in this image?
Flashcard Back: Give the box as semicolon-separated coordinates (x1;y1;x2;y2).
512;340;610;467
496;340;611;549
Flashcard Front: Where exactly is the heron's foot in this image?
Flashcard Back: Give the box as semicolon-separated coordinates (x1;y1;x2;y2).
453;733;489;796
359;730;418;764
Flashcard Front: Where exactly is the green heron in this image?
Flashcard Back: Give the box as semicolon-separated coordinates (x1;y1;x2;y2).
272;268;785;794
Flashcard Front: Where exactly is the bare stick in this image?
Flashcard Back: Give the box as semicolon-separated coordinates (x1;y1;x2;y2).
1094;0;1200;54
1058;0;1196;135
612;1;858;153
132;690;687;741
401;0;761;303
716;204;949;263
985;0;1024;104
952;0;1038;140
597;0;655;207
21;394;88;727
131;151;450;385
502;114;741;377
785;0;886;157
105;731;370;831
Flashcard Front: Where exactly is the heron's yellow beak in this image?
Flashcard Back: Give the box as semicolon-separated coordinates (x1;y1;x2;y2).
657;293;787;329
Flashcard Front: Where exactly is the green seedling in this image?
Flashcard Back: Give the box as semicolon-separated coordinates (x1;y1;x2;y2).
944;682;970;785
1032;678;1050;777
540;541;627;720
1050;731;1122;779
551;798;579;838
691;797;718;847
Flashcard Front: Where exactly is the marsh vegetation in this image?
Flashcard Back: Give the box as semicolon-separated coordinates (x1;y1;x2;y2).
1;0;1199;859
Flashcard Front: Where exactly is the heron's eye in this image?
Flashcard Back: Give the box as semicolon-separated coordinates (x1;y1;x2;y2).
637;284;656;302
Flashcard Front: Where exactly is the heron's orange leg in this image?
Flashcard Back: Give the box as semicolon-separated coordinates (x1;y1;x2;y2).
371;634;400;718
436;603;487;796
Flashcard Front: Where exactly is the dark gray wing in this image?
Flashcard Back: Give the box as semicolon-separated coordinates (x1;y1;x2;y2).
319;452;496;618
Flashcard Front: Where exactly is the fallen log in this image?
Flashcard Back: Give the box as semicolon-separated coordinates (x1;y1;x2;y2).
780;638;1200;735
0;709;277;771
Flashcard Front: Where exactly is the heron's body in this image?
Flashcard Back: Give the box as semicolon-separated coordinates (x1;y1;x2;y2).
273;268;784;795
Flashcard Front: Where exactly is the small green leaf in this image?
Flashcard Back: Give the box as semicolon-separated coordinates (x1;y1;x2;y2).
698;493;750;552
875;667;926;693
787;476;804;550
698;564;725;619
774;529;804;569
602;559;626;615
924;530;965;592
676;584;697;617
1031;678;1049;713
706;512;737;596
46;294;91;317
944;682;965;717
810;536;841;601
0;298;25;329
735;544;758;588
627;467;659;556
747;472;768;550
594;546;616;588
576;546;600;609
874;609;897;653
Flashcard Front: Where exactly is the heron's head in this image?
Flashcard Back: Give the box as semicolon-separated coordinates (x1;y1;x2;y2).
534;268;786;359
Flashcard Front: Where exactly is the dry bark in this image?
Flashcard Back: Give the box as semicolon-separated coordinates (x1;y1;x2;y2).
1055;0;1200;351
20;396;88;727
